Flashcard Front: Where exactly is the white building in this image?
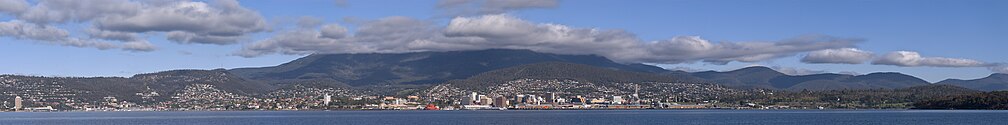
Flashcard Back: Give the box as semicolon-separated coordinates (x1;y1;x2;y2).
14;96;22;111
323;94;332;105
462;92;478;105
612;96;624;105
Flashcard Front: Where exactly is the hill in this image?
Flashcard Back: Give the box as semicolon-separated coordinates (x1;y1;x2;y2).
913;91;1008;109
0;69;272;103
937;73;1008;91
691;67;932;91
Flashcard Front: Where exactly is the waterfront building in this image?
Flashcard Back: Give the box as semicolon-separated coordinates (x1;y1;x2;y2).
464;92;479;105
526;95;539;105
493;96;509;108
514;94;525;104
547;93;557;105
323;94;332;105
407;96;420;101
478;95;492;105
14;96;22;111
612;96;624;105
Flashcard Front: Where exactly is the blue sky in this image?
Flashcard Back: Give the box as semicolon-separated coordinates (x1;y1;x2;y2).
0;0;1005;82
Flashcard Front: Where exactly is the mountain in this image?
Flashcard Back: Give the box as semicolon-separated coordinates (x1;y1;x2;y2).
229;49;667;86
937;73;1008;91
1;69;272;103
692;66;787;89
691;67;931;91
446;62;692;89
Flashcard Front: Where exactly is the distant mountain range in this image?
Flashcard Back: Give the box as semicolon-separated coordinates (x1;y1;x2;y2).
937;73;1008;91
4;49;1007;101
227;49;1008;91
0;69;268;102
692;67;932;91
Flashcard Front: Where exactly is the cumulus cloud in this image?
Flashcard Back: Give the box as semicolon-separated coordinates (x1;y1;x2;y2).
990;65;1008;74
121;41;157;52
15;0;141;24
0;0;29;15
0;20;69;41
640;35;860;64
872;51;989;67
437;0;558;15
769;66;826;76
237;14;859;65
0;20;154;51
86;28;139;41
92;0;267;44
0;0;268;51
801;48;874;64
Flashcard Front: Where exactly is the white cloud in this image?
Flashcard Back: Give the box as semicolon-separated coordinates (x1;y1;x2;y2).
165;31;242;45
0;20;69;41
641;35;860;64
990;65;1008;74
437;0;558;16
121;40;156;52
0;20;115;49
0;0;28;15
0;0;269;51
237;14;859;66
86;28;139;41
801;48;874;64
56;38;119;50
93;0;267;44
770;66;826;76
15;0;141;24
319;24;348;39
872;51;989;67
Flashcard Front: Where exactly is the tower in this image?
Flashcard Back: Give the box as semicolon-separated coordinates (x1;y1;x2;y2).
14;96;22;111
548;92;557;105
634;84;641;104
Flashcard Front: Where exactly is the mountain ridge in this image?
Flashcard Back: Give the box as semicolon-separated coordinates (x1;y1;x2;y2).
691;66;932;90
937;73;1008;91
229;49;667;86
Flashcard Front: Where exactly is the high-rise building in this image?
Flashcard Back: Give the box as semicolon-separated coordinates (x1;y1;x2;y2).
14;96;22;111
323;94;332;105
514;94;525;105
462;92;478;105
548;93;557;105
493;96;509;108
478;95;492;105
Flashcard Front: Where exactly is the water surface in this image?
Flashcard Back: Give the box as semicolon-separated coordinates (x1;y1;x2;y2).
0;110;1005;125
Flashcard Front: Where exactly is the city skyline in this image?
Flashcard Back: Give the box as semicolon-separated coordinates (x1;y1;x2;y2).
0;0;1006;82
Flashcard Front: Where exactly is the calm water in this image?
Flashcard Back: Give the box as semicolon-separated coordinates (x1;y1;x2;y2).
0;110;1006;125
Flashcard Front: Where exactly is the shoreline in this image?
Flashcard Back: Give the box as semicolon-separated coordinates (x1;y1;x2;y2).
2;108;1004;113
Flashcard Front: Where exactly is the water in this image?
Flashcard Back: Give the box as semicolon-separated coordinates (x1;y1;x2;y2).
0;110;1005;125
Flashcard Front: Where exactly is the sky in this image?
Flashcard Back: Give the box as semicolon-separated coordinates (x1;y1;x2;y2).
0;0;1005;82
